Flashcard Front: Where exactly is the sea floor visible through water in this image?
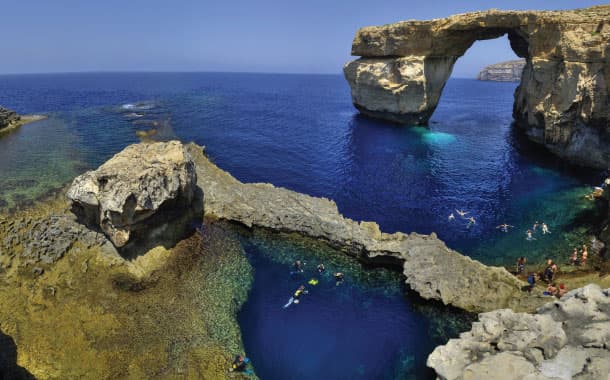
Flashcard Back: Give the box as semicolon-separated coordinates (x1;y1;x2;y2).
0;72;606;379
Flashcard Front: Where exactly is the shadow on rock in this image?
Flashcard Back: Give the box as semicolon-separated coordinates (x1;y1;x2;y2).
0;331;35;380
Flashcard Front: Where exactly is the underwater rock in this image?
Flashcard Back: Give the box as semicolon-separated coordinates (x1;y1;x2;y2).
187;143;545;313
344;6;610;168
427;284;610;380
67;141;197;248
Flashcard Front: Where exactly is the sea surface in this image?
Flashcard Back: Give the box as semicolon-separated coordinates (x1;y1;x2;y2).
0;72;604;379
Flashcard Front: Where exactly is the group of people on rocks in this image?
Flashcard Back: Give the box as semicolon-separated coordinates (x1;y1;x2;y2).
518;243;593;299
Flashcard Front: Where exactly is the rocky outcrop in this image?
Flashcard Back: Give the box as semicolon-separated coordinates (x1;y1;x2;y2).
67;141;197;248
0;106;20;130
344;6;610;169
188;143;545;313
427;284;610;380
477;59;525;81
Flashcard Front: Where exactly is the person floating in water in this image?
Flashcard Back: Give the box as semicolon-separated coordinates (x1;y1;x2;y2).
525;229;535;241
516;256;526;274
541;222;551;235
496;223;513;233
532;221;539;232
317;263;325;273
293;260;304;273
456;209;469;218
333;272;344;286
283;285;308;308
466;216;476;228
448;213;455;221
230;355;249;372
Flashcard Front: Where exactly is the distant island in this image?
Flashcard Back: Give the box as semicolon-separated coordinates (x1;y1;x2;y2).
476;59;525;82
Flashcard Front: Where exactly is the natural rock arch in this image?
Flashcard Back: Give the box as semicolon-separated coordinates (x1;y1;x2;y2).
344;6;610;169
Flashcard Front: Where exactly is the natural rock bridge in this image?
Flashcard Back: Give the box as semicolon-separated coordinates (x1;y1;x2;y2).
344;6;610;169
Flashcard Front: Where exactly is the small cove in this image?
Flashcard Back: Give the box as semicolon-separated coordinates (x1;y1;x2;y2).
0;72;605;378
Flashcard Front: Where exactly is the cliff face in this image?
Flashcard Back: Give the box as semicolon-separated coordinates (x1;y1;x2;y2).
477;59;525;81
344;6;610;169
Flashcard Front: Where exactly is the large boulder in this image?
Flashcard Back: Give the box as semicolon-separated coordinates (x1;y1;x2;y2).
344;6;610;168
427;284;610;380
67;141;197;248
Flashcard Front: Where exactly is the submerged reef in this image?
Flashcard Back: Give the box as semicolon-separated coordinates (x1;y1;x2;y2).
344;6;610;169
0;194;255;379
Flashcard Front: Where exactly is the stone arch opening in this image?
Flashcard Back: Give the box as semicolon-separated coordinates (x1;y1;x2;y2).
343;7;610;168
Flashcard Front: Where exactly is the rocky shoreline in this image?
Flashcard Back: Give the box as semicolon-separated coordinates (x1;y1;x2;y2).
0;106;47;136
1;140;608;378
477;59;525;82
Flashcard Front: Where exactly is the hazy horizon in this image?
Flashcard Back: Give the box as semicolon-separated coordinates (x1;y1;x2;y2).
1;0;607;77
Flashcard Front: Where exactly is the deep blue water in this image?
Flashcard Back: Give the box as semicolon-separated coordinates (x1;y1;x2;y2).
0;72;603;379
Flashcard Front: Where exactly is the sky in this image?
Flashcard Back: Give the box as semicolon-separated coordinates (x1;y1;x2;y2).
0;0;607;77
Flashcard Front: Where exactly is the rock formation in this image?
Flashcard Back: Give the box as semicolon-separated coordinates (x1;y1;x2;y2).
477;59;525;82
0;106;20;130
427;284;610;380
67;141;197;248
344;6;610;169
188;143;546;313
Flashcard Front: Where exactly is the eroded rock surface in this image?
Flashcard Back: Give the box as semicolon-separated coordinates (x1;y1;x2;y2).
0;106;20;130
344;6;610;168
188;143;546;313
477;59;525;82
67;141;197;247
427;284;610;380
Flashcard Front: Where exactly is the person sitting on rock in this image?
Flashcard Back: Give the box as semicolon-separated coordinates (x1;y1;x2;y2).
317;263;325;273
581;245;588;267
526;273;538;293
545;283;558;296
557;283;568;298
543;261;555;283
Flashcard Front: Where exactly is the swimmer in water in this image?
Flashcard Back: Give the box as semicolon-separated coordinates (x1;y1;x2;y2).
541;222;551;235
448;213;455;221
456;209;469;218
496;223;513;233
532;221;539;231
526;229;534;241
466;217;476;228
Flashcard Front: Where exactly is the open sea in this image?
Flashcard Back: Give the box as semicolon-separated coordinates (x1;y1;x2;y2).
0;72;604;379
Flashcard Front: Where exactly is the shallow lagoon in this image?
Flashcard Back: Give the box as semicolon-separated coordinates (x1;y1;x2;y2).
0;72;604;378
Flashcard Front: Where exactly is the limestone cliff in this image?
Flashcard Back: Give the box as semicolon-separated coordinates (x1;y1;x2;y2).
344;6;610;169
477;59;525;81
427;284;610;380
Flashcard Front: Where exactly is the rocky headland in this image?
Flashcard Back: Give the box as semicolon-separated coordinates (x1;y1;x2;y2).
427;284;610;380
0;106;46;135
344;6;610;169
477;59;525;82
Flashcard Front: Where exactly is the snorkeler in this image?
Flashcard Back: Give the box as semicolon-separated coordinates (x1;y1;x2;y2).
293;260;304;273
317;263;325;273
230;355;249;372
448;213;455;221
466;216;476;228
526;229;535;241
283;285;308;308
456;209;469;218
541;223;551;235
333;272;344;286
532;221;539;231
496;223;513;233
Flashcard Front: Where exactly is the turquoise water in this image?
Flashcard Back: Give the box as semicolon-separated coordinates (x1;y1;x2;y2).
0;72;605;379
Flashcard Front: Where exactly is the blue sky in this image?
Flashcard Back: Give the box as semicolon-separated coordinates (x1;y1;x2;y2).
0;0;607;76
